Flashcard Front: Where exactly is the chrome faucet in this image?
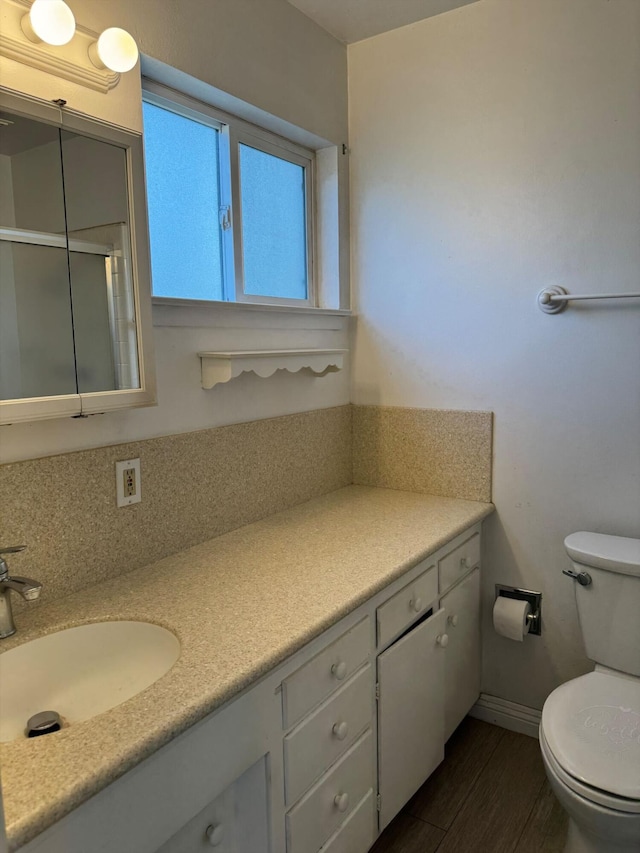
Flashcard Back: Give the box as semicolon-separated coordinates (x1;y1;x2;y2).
0;546;42;639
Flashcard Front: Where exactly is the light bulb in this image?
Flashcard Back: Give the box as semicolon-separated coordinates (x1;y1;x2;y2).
21;0;76;46
89;27;138;73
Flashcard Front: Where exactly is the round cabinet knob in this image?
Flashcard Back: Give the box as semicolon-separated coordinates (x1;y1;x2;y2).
334;792;350;813
331;660;347;680
436;633;449;648
205;824;224;847
332;720;349;740
448;614;459;627
460;557;470;570
410;595;423;613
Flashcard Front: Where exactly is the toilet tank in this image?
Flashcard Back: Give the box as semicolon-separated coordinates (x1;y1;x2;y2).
565;532;640;677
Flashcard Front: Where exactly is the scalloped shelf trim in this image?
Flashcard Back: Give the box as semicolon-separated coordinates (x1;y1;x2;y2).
198;349;347;389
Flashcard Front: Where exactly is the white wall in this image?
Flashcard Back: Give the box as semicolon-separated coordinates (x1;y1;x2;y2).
0;0;349;463
2;308;350;462
0;0;348;141
349;0;640;709
67;0;348;144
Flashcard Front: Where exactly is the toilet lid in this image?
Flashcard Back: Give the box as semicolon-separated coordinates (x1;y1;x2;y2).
564;532;640;576
542;671;640;801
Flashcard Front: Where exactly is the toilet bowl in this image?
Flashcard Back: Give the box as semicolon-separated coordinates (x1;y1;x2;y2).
540;532;640;853
540;671;640;853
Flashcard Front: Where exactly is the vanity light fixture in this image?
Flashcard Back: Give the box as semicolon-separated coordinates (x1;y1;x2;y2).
88;27;139;74
21;0;76;46
2;0;138;92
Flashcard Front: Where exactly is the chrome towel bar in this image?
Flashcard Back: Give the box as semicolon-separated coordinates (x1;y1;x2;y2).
538;285;640;313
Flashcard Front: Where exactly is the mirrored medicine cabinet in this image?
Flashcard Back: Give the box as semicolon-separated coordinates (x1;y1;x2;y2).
0;90;155;424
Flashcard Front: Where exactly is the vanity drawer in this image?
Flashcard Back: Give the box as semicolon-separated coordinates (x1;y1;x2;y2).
376;561;437;649
286;729;374;853
282;618;370;728
439;532;480;594
285;664;373;805
318;791;375;853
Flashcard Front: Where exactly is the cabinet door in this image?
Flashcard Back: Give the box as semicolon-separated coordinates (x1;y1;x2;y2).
155;757;269;853
377;608;447;830
441;567;481;741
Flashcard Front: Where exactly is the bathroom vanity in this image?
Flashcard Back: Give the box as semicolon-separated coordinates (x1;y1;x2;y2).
0;486;492;853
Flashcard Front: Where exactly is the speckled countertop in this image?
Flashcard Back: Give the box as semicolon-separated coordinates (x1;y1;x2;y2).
0;485;493;850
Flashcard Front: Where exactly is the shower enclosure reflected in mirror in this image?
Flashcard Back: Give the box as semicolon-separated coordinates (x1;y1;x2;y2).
0;90;155;424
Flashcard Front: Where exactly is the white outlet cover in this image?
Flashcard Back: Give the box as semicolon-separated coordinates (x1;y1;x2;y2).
115;458;141;507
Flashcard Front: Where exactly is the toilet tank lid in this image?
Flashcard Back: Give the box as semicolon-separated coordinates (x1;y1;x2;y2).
565;532;640;576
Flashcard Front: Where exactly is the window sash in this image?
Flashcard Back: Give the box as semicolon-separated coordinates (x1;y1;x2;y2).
142;87;231;302
232;131;314;307
142;80;315;307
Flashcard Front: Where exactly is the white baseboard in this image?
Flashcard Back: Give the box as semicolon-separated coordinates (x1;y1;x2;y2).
469;693;541;739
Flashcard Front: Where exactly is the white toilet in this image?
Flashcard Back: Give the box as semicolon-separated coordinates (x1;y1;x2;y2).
539;532;640;853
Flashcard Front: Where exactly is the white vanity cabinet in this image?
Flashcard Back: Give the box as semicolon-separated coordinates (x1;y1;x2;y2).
17;674;286;853
17;522;484;853
281;618;376;853
156;758;270;853
441;566;481;740
438;531;482;740
374;528;483;832
438;531;480;595
286;731;375;853
281;619;370;730
377;607;447;829
375;560;438;649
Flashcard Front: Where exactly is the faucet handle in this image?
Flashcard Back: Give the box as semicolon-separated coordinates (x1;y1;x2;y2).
0;546;27;555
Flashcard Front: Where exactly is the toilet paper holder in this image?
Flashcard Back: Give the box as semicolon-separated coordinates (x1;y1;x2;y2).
494;585;542;636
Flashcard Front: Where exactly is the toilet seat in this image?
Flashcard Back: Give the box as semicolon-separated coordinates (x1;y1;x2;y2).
540;727;640;815
541;671;640;810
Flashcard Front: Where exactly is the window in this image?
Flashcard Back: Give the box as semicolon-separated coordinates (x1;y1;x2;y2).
142;83;314;306
142;101;224;301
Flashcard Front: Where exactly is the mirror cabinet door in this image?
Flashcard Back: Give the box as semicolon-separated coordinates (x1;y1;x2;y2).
0;105;149;416
0;111;78;400
61;130;140;393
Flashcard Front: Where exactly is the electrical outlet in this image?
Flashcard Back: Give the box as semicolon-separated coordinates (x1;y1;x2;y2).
123;466;136;497
116;458;141;507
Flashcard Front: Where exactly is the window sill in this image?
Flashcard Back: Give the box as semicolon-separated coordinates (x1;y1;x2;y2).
152;297;352;329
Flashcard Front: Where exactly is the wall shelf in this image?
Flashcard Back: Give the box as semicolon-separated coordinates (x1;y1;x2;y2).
198;349;347;389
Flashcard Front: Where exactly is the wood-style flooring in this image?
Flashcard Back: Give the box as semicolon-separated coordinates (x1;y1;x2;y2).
371;717;568;853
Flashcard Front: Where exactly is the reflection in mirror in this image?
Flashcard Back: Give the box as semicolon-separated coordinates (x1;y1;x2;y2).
0;112;77;400
0;110;141;402
1;243;77;399
61;130;140;393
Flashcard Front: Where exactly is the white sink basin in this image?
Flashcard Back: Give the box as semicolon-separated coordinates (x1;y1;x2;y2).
0;621;180;742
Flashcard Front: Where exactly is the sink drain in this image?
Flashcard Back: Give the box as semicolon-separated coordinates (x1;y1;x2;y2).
26;711;62;738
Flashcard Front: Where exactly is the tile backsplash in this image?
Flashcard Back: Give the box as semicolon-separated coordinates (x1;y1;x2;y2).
352;405;492;502
0;403;493;610
1;406;352;608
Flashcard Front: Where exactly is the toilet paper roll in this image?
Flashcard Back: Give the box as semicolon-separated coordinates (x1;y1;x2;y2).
493;596;531;642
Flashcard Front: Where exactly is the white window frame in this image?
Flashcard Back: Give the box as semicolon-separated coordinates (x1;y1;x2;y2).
142;79;315;308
